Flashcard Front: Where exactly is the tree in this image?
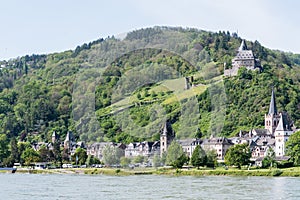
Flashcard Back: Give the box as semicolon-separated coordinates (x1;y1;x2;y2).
286;131;300;166
120;156;131;168
10;137;19;163
102;145;123;166
39;145;52;162
206;149;217;168
52;141;62;166
262;147;276;168
86;155;101;166
152;153;161;168
191;145;207;168
21;147;40;166
166;141;188;168
72;148;87;166
0;134;9;165
4;137;20;166
225;144;251;169
172;154;189;169
194;128;202;139
18;142;31;165
133;155;145;164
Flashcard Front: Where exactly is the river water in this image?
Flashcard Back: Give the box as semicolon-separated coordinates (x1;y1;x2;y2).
0;174;299;200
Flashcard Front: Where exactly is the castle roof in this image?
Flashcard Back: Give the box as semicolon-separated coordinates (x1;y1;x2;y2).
238;40;248;51
64;131;74;142
52;131;56;137
268;88;277;115
234;50;254;60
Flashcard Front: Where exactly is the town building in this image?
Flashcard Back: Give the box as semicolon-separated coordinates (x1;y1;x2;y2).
202;137;233;161
86;142;126;160
178;138;202;158
125;141;160;158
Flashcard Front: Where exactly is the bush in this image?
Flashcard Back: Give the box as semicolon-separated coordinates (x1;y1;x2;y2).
271;169;283;176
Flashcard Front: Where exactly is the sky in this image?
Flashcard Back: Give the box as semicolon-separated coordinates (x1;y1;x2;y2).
0;0;300;60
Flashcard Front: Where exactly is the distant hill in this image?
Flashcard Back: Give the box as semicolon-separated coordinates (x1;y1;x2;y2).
0;26;299;144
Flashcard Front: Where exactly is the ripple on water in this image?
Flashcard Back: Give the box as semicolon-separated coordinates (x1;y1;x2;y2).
1;174;300;200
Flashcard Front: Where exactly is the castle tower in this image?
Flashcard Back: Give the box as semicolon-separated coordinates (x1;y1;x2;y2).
274;113;294;157
160;121;174;156
238;39;248;51
265;88;280;135
64;131;74;151
52;131;57;144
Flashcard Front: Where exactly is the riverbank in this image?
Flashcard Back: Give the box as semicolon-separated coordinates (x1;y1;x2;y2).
10;166;300;177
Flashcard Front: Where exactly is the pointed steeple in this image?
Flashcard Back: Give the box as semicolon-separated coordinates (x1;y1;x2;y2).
238;39;248;51
268;88;277;115
276;113;291;131
162;122;168;136
276;114;285;131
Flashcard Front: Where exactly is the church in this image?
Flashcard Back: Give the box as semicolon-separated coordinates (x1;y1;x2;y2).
264;88;295;157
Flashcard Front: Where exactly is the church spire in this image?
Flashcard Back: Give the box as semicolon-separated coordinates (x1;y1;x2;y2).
268;88;277;115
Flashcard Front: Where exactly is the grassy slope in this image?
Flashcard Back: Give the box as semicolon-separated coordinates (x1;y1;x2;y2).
13;166;300;177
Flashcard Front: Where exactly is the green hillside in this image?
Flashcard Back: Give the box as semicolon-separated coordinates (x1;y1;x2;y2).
0;26;299;144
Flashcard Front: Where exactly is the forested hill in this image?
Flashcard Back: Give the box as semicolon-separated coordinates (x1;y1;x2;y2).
0;26;299;144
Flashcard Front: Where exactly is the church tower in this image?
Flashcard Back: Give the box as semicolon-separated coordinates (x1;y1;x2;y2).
265;88;280;135
274;113;294;157
160;121;174;156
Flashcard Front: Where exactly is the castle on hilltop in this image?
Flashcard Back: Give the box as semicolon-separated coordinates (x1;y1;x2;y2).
224;39;261;76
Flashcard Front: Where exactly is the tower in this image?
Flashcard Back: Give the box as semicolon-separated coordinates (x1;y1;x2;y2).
52;131;57;144
274;113;294;157
64;131;74;151
160;121;174;156
265;88;280;135
238;39;248;51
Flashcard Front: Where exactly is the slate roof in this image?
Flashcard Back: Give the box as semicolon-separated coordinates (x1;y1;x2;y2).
252;128;271;136
268;88;278;115
202;137;233;145
275;156;290;161
178;138;202;146
276;113;292;131
239;40;248;51
255;137;275;146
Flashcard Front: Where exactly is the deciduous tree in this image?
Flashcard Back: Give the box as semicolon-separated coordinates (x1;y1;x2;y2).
102;145;123;166
225;143;251;169
286;131;300;166
166;141;188;168
191;145;207;168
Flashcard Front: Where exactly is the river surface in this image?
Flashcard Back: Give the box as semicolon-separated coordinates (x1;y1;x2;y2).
0;173;299;200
